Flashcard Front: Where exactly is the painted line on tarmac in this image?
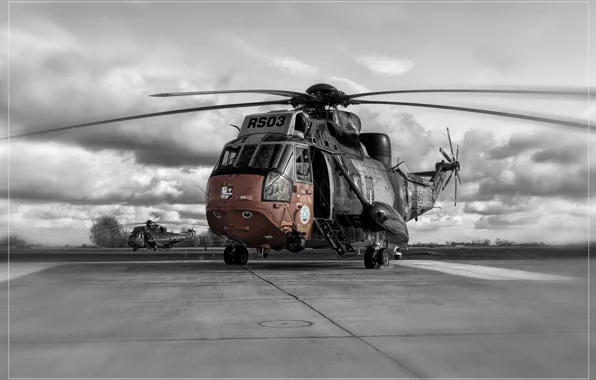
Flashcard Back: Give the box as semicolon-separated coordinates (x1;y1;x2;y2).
0;263;60;283
392;260;578;281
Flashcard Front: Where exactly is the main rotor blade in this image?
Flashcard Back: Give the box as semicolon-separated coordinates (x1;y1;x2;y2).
347;87;593;99
152;220;209;226
351;100;592;130
150;89;314;99
447;127;455;158
1;100;291;140
456;145;459;161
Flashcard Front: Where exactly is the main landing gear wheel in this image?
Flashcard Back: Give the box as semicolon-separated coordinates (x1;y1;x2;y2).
234;246;249;265
377;248;390;266
223;245;235;265
364;246;377;269
364;246;389;269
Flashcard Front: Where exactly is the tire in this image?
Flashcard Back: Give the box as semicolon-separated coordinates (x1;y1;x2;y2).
364;246;376;269
223;246;235;265
234;246;249;265
376;248;389;267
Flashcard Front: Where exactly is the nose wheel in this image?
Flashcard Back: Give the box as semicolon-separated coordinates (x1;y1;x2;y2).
223;245;235;265
223;245;249;266
364;246;390;269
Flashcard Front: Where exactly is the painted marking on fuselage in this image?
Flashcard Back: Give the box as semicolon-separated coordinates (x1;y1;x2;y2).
393;260;578;281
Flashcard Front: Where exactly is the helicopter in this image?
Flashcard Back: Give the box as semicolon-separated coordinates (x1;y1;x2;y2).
3;83;591;268
100;220;200;251
125;220;199;251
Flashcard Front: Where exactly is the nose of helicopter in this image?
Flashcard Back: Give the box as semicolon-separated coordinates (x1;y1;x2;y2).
205;174;294;249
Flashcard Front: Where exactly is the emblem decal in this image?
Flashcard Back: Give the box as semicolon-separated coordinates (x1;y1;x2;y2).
300;205;310;224
221;186;233;199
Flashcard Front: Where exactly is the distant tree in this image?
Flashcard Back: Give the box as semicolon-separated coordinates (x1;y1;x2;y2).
0;234;29;249
483;239;491;246
207;229;229;247
89;215;123;248
116;229;129;248
198;232;213;250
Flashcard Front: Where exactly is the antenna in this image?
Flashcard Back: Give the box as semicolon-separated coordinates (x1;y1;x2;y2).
195;184;208;196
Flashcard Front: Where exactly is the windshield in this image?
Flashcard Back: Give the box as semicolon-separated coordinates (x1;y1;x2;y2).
217;145;241;168
253;144;283;169
213;143;293;177
235;144;257;167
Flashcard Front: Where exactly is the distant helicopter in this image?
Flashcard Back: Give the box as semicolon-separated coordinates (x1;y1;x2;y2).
4;83;591;267
124;220;198;251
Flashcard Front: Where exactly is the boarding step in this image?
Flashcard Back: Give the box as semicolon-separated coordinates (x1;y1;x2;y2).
314;218;355;258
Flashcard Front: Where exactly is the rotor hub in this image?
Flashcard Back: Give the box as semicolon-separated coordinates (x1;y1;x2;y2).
301;83;348;108
305;83;342;96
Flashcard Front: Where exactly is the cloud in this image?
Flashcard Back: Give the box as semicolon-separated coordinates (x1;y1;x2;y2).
474;215;536;230
356;55;414;76
3;20;260;168
337;45;414;77
355;107;438;170
1;141;213;206
472;197;591;238
327;76;371;93
530;149;580;165
463;197;533;215
410;210;463;232
232;35;319;76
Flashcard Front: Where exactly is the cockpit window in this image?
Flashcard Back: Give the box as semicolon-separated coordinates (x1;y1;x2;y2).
276;145;293;176
235;144;257;167
218;145;240;168
295;146;312;182
213;143;294;178
253;144;283;169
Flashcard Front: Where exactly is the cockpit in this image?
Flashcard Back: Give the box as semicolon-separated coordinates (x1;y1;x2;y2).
214;141;294;175
211;134;313;202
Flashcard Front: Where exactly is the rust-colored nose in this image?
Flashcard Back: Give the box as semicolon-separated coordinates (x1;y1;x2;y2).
206;174;291;249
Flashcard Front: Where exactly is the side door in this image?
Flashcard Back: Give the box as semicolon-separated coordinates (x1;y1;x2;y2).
293;145;314;238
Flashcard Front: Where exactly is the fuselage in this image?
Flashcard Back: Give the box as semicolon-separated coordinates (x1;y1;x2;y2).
205;108;450;251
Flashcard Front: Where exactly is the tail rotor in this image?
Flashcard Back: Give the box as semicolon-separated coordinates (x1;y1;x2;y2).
440;128;462;206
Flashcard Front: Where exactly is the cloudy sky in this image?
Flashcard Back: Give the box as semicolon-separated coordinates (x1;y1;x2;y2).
1;1;594;245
